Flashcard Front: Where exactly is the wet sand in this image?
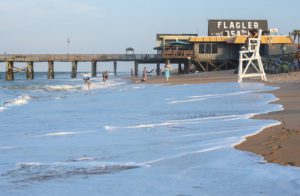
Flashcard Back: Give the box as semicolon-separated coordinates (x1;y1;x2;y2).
142;71;300;167
236;73;300;167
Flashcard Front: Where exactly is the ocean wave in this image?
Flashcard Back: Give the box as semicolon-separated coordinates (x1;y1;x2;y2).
141;145;226;165
36;131;95;137
104;114;253;131
0;146;20;150
6;95;31;106
167;97;206;104
68;156;98;162
0;95;32;112
168;91;253;105
189;91;251;99
2;161;143;183
44;85;82;92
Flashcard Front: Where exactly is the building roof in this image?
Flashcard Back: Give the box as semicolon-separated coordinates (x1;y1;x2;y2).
189;35;293;44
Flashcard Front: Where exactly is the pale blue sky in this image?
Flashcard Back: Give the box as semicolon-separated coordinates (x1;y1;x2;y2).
0;0;299;72
1;0;299;54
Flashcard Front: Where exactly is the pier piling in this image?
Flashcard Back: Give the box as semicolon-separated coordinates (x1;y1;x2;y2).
26;61;34;80
91;61;97;77
134;61;138;76
48;61;55;79
71;61;78;78
156;63;160;76
178;63;183;74
114;61;117;76
5;61;14;81
184;63;188;74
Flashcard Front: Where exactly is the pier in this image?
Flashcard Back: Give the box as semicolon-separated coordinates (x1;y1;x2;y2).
1;20;296;81
0;54;164;80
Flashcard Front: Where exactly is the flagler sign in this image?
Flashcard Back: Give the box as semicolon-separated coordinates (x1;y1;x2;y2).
208;20;268;36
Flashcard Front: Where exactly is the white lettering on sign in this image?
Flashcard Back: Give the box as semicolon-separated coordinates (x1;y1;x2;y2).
217;21;260;30
217;21;222;29
213;20;266;36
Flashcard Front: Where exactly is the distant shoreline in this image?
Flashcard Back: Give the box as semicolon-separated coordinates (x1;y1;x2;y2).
141;70;300;167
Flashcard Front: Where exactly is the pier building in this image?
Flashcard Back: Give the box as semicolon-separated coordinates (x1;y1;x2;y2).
155;19;295;74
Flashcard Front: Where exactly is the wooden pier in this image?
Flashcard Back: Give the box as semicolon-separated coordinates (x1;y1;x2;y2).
0;54;164;80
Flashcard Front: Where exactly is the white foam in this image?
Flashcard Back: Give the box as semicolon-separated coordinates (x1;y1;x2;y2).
5;161;145;183
45;85;81;91
104;114;253;131
104;122;174;131
189;91;251;99
74;157;97;161
142;145;226;165
171;129;246;139
3;94;31;108
167;98;206;104
37;131;95;137
0;146;19;150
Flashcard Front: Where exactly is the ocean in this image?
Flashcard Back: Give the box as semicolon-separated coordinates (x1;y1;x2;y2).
0;72;300;196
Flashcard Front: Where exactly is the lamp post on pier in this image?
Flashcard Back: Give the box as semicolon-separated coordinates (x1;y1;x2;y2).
67;38;70;55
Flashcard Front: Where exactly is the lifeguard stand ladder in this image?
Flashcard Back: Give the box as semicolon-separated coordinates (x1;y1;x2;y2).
238;29;267;83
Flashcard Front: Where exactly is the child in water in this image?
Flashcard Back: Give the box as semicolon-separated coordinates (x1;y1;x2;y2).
83;77;92;90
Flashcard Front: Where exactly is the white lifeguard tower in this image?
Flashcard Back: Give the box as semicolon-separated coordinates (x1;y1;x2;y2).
238;29;267;83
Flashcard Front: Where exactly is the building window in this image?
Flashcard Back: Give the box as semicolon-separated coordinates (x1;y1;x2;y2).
212;44;218;54
205;44;211;53
199;43;218;54
200;44;205;54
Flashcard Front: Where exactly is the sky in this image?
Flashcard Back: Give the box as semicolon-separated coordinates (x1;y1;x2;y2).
0;0;299;72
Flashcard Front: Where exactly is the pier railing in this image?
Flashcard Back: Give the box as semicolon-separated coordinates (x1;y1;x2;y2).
0;54;160;62
162;50;194;59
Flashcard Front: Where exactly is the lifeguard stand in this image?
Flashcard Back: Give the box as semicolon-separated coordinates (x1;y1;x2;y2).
238;29;267;83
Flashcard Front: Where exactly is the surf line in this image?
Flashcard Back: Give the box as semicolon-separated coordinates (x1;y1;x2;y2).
140;145;226;165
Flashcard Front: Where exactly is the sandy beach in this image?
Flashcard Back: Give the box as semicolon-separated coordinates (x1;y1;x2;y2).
143;70;300;167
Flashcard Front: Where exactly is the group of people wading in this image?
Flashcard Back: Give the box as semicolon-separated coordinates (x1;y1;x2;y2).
83;70;109;90
133;62;172;83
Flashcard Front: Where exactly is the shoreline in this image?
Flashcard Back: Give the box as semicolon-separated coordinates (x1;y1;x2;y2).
141;70;300;167
236;79;300;167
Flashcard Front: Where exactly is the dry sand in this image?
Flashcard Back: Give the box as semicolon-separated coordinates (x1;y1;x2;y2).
140;70;300;167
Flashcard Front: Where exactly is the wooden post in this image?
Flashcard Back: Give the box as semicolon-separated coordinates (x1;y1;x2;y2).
178;63;183;74
134;61;138;77
184;62;189;74
5;61;14;81
48;61;54;79
26;61;34;80
91;61;97;77
156;63;160;76
71;61;78;78
114;60;117;76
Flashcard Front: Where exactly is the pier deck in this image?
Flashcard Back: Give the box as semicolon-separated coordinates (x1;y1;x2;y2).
0;54;164;80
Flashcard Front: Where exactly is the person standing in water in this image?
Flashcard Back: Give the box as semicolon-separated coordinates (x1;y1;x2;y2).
142;67;147;81
102;70;109;82
83;77;92;90
164;64;170;81
131;68;134;81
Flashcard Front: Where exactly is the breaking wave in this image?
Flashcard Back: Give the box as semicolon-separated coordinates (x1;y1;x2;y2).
36;131;95;137
0;94;31;112
44;85;82;92
167;91;252;105
104;114;255;131
2;161;143;183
